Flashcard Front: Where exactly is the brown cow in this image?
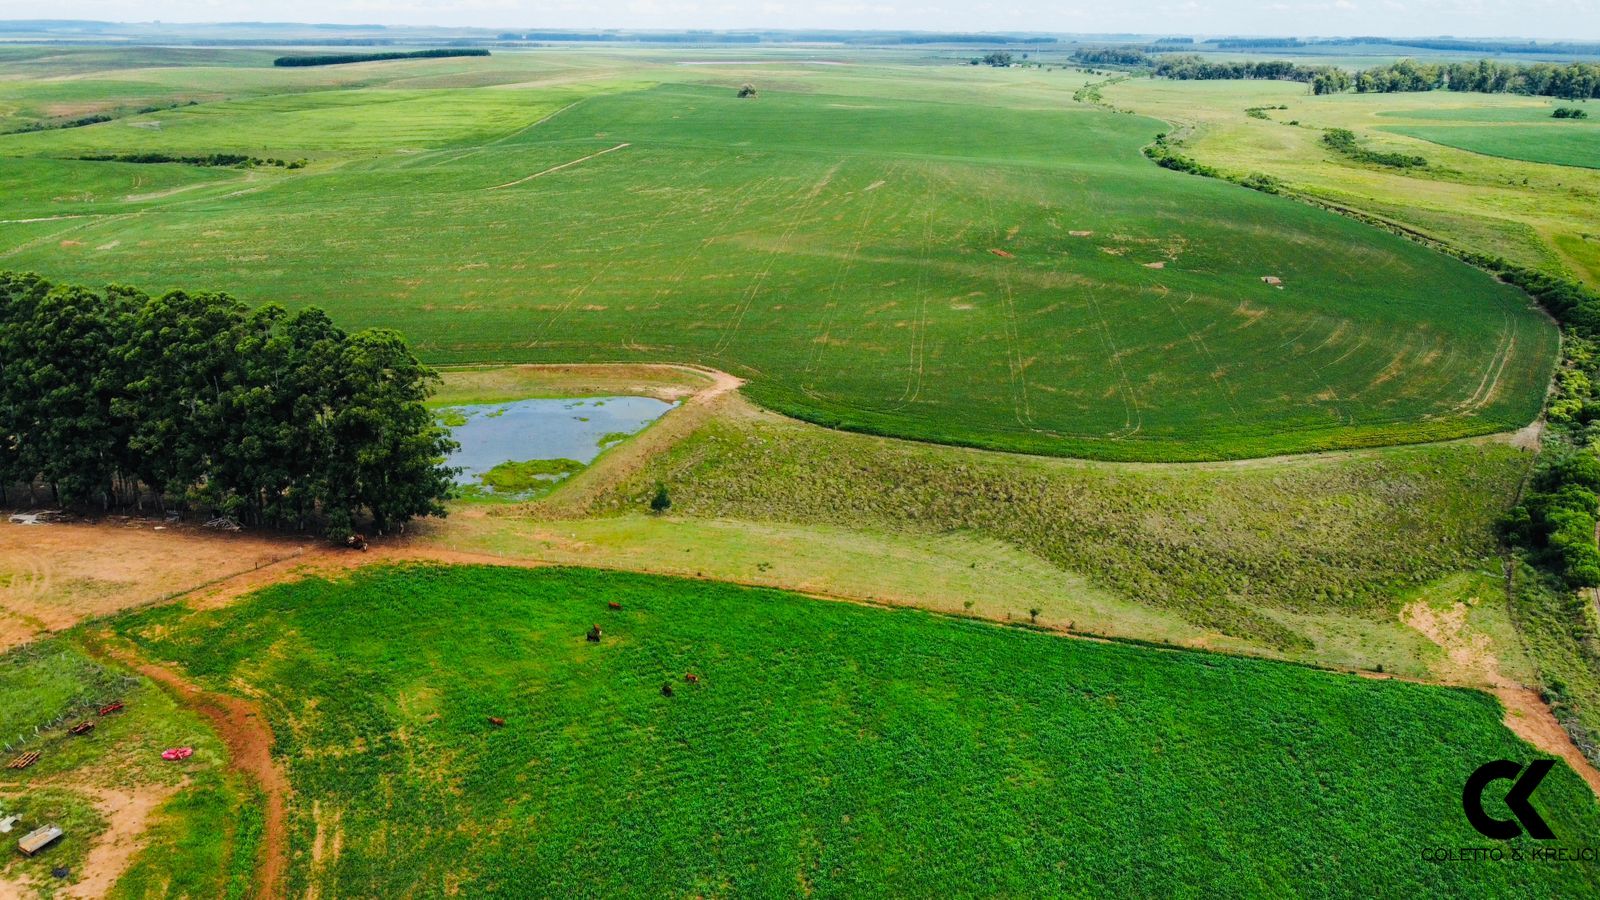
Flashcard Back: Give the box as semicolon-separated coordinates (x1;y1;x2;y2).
488;716;506;727
607;601;622;610
661;682;675;697
684;673;700;684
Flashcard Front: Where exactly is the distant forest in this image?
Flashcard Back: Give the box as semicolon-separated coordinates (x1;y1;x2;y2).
1071;47;1600;99
273;48;489;67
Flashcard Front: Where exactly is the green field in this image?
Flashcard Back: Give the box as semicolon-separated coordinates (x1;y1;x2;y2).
1381;122;1600;170
113;564;1600;897
0;50;1557;460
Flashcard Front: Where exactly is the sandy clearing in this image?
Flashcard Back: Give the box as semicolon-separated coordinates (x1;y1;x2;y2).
61;784;182;899
1404;598;1600;797
0;519;309;651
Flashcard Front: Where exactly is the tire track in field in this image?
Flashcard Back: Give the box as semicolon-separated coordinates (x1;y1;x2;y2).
486;142;630;190
1083;284;1143;438
1452;310;1518;416
530;163;712;349
421;99;590;171
981;187;1035;430
1159;288;1242;419
623;170;777;353
801;163;894;399
711;160;841;357
888;165;941;410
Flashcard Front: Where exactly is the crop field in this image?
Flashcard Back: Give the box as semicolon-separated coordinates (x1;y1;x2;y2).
1381;121;1600;170
110;564;1600;897
0;49;1557;460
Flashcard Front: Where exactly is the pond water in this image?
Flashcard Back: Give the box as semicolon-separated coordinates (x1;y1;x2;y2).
441;396;677;493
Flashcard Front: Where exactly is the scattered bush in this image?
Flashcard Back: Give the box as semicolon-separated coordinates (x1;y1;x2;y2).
1553;106;1590;119
1321;128;1428;169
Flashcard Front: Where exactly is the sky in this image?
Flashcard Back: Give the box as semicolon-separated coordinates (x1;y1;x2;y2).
3;1;1595;40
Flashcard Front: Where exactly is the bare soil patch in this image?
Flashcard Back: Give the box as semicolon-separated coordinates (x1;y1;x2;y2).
89;639;290;900
0;520;308;651
1404;599;1600;796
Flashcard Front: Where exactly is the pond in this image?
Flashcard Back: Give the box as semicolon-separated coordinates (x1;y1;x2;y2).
439;396;677;498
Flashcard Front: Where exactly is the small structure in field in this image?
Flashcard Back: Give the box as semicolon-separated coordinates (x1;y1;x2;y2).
18;824;63;857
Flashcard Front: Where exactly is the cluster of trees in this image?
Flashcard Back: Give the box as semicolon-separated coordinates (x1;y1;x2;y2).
1071;48;1150;67
77;152;305;169
1354;59;1600;99
1150;56;1351;93
272;48;489;67
1503;452;1600;587
1554;107;1590;119
0;272;456;537
1320;128;1427;169
971;52;1014;67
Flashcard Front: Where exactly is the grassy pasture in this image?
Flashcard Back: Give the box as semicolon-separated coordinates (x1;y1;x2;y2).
1107;78;1600;286
0;49;1557;460
113;564;1600;897
581;396;1531;653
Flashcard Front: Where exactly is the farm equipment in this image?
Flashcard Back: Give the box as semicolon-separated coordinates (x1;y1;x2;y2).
68;721;94;736
17;824;62;857
7;752;39;771
98;701;124;716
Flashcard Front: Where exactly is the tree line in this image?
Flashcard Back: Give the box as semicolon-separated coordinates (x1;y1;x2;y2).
1354;59;1600;99
273;48;489;67
0;272;457;537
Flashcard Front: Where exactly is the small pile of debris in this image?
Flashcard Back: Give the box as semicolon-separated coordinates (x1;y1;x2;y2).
1261;275;1284;288
7;511;64;526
